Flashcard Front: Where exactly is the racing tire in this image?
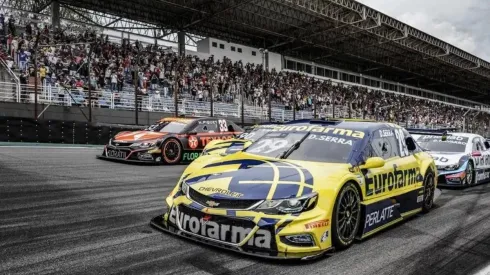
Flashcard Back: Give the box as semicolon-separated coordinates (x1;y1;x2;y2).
422;170;435;213
161;138;182;165
332;182;361;250
464;161;475;186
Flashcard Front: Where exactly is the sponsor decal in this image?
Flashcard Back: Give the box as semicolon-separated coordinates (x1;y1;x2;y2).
188;136;199;149
476;171;490;182
107;149;126;159
321;230;329;243
364;165;422;196
200;135;234;147
419;135;468;146
475;155;490;167
199;120;218;124
183;152;200;161
272;125;365;139
365;205;395;228
362;200;402;234
417;195;424;203
379;129;394;137
206;200;220;207
198;187;244;198
168;207;271;248
432;156;449;163
305;219;330;230
307;134;354;145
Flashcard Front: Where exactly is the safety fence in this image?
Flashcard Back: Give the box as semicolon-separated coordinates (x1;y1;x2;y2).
1;81;487;136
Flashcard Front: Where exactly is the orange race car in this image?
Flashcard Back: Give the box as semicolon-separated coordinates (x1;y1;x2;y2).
96;117;243;164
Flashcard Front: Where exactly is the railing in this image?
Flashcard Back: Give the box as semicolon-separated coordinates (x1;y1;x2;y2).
0;59;20;101
1;82;488;136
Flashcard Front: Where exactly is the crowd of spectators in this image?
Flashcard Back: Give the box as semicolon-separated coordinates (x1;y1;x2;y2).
0;12;489;135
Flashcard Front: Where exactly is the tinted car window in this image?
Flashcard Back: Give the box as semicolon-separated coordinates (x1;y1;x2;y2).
368;129;400;160
238;126;276;142
244;131;360;163
146;121;187;133
416;135;468;153
192;120;219;133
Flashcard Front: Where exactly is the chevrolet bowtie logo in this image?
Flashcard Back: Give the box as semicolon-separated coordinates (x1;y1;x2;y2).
206;200;220;207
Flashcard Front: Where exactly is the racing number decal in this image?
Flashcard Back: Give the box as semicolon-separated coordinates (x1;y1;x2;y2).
239;132;255;140
394;128;409;157
219;119;228;132
247;139;289;154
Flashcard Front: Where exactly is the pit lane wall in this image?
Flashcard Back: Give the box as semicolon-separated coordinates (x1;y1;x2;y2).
0;116;146;145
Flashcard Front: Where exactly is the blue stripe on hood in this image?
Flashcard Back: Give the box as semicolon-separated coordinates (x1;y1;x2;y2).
186;159;314;200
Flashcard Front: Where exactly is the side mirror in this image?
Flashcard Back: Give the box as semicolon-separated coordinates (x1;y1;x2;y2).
484;141;490;150
361;157;385;169
242;141;253;149
405;137;416;151
472;151;482;157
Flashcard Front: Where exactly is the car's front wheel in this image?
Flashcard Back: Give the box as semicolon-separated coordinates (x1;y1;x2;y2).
464;161;475;186
422;170;435;213
332;182;361;250
161;138;182;164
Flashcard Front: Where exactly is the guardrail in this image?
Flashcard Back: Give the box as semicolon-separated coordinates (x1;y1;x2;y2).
1;81;485;135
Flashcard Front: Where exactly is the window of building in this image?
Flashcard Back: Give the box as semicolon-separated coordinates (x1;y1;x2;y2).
252;51;256;56
212;42;217;47
231;46;236;51
238;48;242;53
219;44;224;49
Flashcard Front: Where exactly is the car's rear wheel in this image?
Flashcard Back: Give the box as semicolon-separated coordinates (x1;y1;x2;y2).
464;161;475;186
332;182;361;250
422;170;435;213
162;138;182;164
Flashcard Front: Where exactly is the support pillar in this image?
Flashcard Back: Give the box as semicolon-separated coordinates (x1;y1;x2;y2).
51;0;60;30
178;31;186;56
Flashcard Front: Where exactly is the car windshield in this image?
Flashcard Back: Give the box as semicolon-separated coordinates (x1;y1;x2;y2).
238;127;276;142
243;131;359;163
146;121;187;133
416;135;468;153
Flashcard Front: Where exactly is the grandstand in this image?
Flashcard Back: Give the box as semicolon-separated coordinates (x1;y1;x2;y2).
0;0;489;136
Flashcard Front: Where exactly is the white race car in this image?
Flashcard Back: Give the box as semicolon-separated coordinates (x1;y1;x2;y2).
411;130;490;186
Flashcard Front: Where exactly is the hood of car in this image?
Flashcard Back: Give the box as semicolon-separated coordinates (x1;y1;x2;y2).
183;152;349;200
113;130;168;143
428;151;466;166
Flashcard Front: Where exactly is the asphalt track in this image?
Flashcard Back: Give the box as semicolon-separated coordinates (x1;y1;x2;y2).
1;146;489;275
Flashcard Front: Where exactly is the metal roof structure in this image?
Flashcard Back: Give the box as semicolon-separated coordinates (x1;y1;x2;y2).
6;0;490;103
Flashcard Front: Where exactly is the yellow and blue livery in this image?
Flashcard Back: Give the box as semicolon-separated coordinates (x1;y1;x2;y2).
151;120;438;260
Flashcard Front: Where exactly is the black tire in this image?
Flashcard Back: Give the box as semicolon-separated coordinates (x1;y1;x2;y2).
464;161;475;186
161;138;182;165
331;182;361;250
422;170;435;213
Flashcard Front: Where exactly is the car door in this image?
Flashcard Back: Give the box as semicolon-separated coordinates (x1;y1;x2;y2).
188;119;220;150
362;128;400;200
363;127;423;200
473;136;490;182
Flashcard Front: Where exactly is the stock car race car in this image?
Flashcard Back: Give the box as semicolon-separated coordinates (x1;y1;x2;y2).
409;129;490;186
96;117;243;164
151;120;437;259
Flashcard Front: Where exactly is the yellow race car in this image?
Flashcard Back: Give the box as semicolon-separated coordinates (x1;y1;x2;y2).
151;120;437;260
